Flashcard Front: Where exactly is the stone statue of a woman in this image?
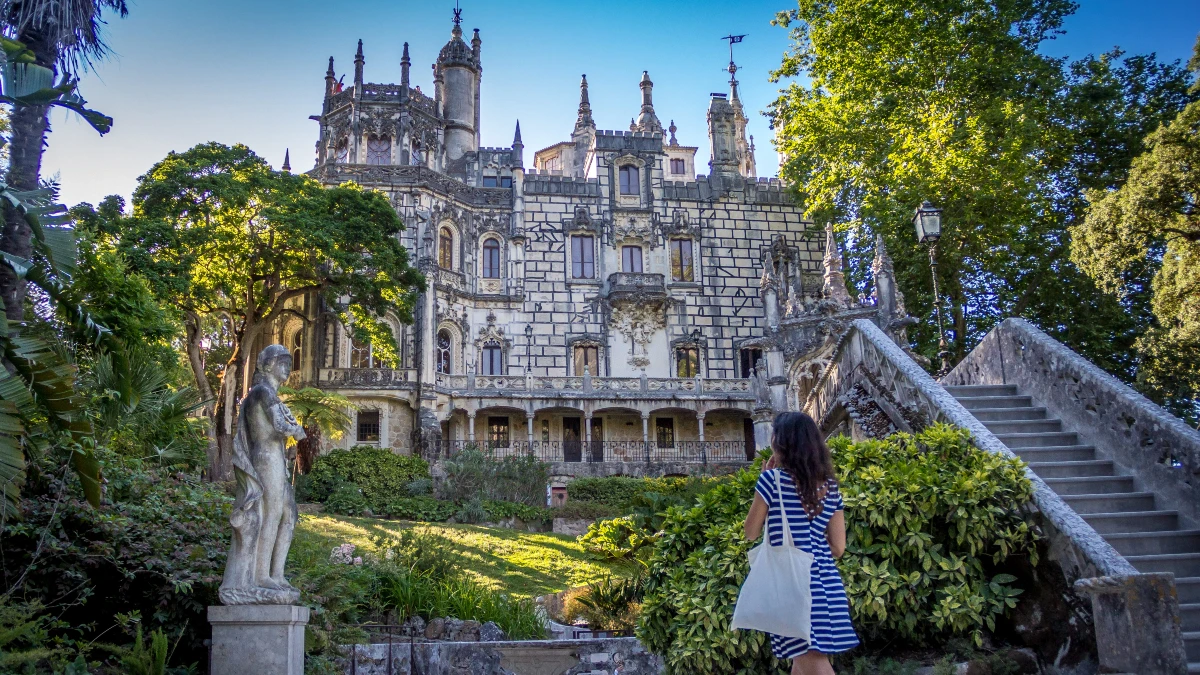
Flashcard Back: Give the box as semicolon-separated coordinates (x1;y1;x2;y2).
219;344;307;605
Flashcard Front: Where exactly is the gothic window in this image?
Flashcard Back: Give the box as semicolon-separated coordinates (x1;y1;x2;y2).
481;342;503;375
350;338;377;368
488;416;510;448
670;239;694;282
291;330;303;372
482;175;512;188
436;330;453;374
573;345;599;376
482;238;501;278
619;165;639;195
655;418;675;448
670;158;685;174
335;140;349;164
357;410;380;443
740;348;764;378
675;347;699;378
439;227;454;269
621;246;643;273
366;136;391;165
571;235;595;279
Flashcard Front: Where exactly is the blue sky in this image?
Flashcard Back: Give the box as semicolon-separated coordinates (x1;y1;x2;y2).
44;0;1200;208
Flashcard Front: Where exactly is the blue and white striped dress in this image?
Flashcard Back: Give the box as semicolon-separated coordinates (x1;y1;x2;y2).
754;469;859;658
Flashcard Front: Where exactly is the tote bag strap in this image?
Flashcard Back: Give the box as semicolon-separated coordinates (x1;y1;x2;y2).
773;469;796;548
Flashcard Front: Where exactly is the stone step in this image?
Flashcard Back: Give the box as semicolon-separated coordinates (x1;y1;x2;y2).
1188;662;1200;674
1178;578;1200;605
1083;510;1179;534
945;384;1019;397
1061;492;1157;514
1015;445;1098;463
1182;603;1200;631
1186;632;1200;663
1043;475;1136;496
955;395;1035;410
969;406;1049;422
1027;460;1114;478
995;432;1081;448
1127;553;1200;578
1104;530;1200;557
983;419;1064;435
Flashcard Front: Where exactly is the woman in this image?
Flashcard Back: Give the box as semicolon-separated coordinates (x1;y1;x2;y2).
744;412;859;674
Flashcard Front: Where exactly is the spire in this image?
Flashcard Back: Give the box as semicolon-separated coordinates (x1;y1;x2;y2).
513;120;523;145
871;233;894;278
636;70;663;134
353;39;364;90
281;149;291;174
822;223;854;307
728;58;741;103
324;56;336;98
451;2;463;39
400;42;411;90
668;120;678;146
471;28;481;59
575;74;594;131
512;120;524;167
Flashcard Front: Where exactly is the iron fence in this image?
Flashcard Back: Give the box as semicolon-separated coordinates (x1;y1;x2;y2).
424;439;752;464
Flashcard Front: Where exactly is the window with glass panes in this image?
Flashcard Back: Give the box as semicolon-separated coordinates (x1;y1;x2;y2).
439;228;454;269
619;166;639;195
670;239;694;281
675;347;699;378
482;238;501;278
436;330;453;374
481;343;503;375
670;158;685;174
487;416;510;448
570;235;595;279
366;136;390;165
655;418;675;448
621;246;643;273
350;338;376;369
357;410;380;442
573;345;599;376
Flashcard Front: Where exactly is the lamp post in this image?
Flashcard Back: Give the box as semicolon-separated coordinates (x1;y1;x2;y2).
913;201;952;377
525;324;533;375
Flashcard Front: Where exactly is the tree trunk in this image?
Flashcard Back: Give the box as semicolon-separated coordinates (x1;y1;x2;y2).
184;313;216;413
0;33;55;324
209;355;241;482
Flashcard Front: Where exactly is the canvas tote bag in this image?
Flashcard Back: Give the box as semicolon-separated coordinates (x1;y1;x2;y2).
729;469;814;639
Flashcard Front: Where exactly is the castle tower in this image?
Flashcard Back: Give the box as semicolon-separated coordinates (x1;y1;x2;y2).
435;9;482;162
707;58;755;181
574;74;595;133
728;60;756;178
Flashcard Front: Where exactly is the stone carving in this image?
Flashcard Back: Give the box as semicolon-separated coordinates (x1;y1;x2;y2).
475;311;510;349
220;345;306;606
611;303;667;368
612;216;656;248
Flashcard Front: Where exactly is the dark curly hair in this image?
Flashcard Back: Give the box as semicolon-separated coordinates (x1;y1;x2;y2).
771;412;835;518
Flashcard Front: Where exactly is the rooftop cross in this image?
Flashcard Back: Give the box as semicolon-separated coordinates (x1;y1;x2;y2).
452;1;462;26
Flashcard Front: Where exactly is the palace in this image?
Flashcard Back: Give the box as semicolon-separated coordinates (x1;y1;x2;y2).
285;12;906;469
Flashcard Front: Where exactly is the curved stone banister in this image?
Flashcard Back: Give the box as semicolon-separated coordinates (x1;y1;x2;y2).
805;318;1136;577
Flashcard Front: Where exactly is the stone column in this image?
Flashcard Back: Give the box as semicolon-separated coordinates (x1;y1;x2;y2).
696;411;707;465
1074;573;1186;674
752;407;774;453
467;411;476;443
764;287;779;329
584;411;593;443
527;413;535;446
767;348;788;412
209;605;308;675
641;412;652;464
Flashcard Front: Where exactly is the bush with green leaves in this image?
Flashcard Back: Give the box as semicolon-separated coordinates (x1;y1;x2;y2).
438;446;549;507
303;447;430;507
637;425;1039;673
562;575;646;631
567;475;719;510
553;500;622;520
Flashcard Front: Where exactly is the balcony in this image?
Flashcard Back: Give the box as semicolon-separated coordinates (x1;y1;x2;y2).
604;272;667;304
319;368;416;389
433;374;752;397
425;439;752;465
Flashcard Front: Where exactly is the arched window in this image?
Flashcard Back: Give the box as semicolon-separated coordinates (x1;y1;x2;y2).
291;330;303;372
439;227;454;269
619;165;639;195
366;136;391;164
436;330;453;374
481;342;503;375
350;337;376;369
335;140;349;164
482;238;501;279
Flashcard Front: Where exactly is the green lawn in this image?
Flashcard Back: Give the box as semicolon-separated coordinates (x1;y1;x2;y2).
293;513;630;598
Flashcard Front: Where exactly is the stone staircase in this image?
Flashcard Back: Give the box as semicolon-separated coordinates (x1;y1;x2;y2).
947;383;1200;671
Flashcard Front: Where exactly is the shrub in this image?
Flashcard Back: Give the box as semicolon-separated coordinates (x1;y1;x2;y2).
324;483;370;515
377;496;458;522
304;447;430;507
438;447;550;507
554;500;622;520
376;569;546;639
563;575;645;631
455;496;489;524
483;500;552;523
637;425;1039;673
567;475;719;510
579;516;650;561
373;528;463;580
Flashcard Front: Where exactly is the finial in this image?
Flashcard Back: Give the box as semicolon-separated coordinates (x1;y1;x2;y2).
355;39;364;60
668;120;678;146
872;233;894;277
575;75;594;131
400;42;411;89
641;70;652;85
281;149;291;173
451;1;463;37
326;56;335;77
513;120;523;145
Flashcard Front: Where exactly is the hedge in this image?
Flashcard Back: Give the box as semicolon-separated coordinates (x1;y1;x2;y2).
302;446;430;507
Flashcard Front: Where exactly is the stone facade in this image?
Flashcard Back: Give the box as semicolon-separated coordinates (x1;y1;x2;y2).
279;11;894;465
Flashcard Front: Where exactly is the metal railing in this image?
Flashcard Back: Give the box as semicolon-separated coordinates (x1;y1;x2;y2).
425;439;752;464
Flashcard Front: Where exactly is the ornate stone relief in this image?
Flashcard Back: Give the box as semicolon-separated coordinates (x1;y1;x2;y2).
665;208;700;239
611;303;667;369
612;216;657;248
474;311;510;349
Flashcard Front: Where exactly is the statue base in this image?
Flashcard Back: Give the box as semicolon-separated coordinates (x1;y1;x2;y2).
219;585;300;606
208;604;308;675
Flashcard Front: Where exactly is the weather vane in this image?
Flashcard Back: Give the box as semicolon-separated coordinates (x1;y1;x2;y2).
722;33;747;73
452;0;463;26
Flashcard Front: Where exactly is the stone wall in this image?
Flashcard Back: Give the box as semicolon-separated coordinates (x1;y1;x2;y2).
339;637;663;674
945;318;1200;528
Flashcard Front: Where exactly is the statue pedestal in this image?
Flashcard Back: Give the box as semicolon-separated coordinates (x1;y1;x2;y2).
208;605;308;675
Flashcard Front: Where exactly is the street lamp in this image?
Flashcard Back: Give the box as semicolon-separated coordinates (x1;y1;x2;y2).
525;324;534;375
912;201;952;377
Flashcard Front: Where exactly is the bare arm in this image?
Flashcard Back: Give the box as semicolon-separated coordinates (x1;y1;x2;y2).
744;493;768;541
826;509;846;558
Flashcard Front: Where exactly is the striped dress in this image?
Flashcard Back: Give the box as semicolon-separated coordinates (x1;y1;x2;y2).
754;468;859;658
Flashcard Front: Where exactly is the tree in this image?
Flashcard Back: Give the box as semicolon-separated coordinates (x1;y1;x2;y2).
0;0;126;324
75;143;424;480
278;386;353;474
769;0;1195;409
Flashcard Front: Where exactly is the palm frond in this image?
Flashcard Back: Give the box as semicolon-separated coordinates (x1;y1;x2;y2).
1;0;130;75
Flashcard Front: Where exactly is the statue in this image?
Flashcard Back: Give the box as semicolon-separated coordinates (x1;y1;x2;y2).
219;344;307;606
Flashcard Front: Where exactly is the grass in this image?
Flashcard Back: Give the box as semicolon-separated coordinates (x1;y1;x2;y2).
293;513;632;599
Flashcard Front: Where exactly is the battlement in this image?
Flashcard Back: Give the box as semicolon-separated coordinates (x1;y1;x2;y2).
523;172;602;196
594;130;664;139
662;175;790;204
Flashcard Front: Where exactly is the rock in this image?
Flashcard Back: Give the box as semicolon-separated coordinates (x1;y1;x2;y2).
424;617;445;640
1003;648;1040;674
443;618;464;641
479;621;507;642
458;620;481;641
403;615;426;637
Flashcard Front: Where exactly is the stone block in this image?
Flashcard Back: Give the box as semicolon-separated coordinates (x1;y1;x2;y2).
208;604;308;675
1075;573;1186;675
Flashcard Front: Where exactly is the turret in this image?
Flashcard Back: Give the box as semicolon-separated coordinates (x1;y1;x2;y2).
435;9;482;162
282;149;291;174
707;93;739;177
822;223;855;308
324;56;336;99
353;39;364;92
400;42;411;100
512;121;524;167
574;74;594;132
635;71;663;134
